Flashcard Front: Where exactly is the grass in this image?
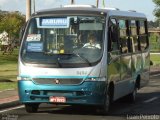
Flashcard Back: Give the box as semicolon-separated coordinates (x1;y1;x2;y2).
0;48;19;91
149;34;160;52
0;82;18;91
150;54;160;66
0;48;18;81
0;49;18;64
0;64;18;81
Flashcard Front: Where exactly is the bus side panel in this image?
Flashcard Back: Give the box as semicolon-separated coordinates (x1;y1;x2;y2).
131;53;142;80
114;54;134;100
107;53;121;100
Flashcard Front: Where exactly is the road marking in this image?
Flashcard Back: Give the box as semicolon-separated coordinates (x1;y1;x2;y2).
0;105;24;113
144;97;159;103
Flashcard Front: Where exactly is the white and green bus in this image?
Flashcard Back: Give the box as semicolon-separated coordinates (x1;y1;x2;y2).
18;5;150;114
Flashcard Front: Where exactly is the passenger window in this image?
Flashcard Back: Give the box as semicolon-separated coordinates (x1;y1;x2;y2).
119;19;129;54
129;20;139;52
108;18;119;52
139;21;146;35
138;20;148;51
130;20;137;36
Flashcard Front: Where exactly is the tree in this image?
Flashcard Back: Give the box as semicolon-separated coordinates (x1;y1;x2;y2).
153;0;160;19
148;20;160;28
0;11;25;41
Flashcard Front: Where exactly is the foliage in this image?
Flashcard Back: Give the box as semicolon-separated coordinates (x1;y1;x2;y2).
148;20;160;28
150;54;160;65
0;82;17;91
153;0;160;19
150;33;160;52
0;11;25;40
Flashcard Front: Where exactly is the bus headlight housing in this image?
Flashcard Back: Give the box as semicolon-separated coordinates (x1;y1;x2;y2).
17;76;31;81
84;77;106;81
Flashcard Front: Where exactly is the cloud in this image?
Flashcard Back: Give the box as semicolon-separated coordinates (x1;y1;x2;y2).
0;0;25;14
35;0;64;11
0;0;8;8
42;0;60;6
0;0;7;5
0;0;62;14
0;0;155;20
0;0;21;7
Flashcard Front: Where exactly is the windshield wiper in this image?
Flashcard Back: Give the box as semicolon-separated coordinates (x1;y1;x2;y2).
44;52;62;68
44;52;91;67
56;58;62;68
72;52;92;66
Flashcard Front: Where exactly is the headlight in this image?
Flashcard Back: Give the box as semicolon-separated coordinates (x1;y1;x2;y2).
17;76;31;81
84;77;106;81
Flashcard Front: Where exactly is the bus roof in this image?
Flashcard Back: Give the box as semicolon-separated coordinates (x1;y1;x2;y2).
33;5;147;19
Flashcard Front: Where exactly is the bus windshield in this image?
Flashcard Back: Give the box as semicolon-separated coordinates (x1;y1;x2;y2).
21;15;105;67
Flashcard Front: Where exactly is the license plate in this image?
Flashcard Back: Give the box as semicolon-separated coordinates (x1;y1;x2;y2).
49;96;66;103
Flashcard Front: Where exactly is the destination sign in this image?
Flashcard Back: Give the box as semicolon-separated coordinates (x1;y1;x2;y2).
40;18;69;28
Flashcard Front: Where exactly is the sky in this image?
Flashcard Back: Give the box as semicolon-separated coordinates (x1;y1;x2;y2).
0;0;156;21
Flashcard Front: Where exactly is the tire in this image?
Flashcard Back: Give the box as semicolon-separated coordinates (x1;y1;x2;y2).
98;92;110;115
25;103;39;113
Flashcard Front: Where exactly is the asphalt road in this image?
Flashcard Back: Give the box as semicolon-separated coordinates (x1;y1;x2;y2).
0;75;160;120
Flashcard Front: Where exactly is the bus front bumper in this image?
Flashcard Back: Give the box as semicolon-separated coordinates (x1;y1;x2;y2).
18;80;106;106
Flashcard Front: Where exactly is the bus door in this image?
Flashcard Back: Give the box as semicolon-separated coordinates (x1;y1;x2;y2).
115;19;133;99
138;20;150;87
107;18;121;100
129;20;142;78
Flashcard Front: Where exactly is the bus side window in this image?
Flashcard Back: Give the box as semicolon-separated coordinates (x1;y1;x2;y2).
138;20;149;51
129;20;139;53
119;19;129;54
28;19;38;34
108;18;119;52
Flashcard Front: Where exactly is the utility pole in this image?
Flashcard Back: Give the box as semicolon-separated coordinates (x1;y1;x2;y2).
96;0;99;8
26;0;31;21
33;0;36;14
70;0;74;4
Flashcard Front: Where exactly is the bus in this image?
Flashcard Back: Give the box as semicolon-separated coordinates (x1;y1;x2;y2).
18;5;150;114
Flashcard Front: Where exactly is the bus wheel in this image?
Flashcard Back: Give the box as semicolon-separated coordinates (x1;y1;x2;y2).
25;103;39;113
99;92;110;115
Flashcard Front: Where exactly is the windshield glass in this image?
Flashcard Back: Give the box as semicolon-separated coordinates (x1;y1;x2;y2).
21;15;105;67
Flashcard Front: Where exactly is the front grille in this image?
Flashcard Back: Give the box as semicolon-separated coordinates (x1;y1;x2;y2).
32;78;83;85
31;90;86;96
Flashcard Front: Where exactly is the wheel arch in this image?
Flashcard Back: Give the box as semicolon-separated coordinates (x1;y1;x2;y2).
108;81;114;102
135;74;141;89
